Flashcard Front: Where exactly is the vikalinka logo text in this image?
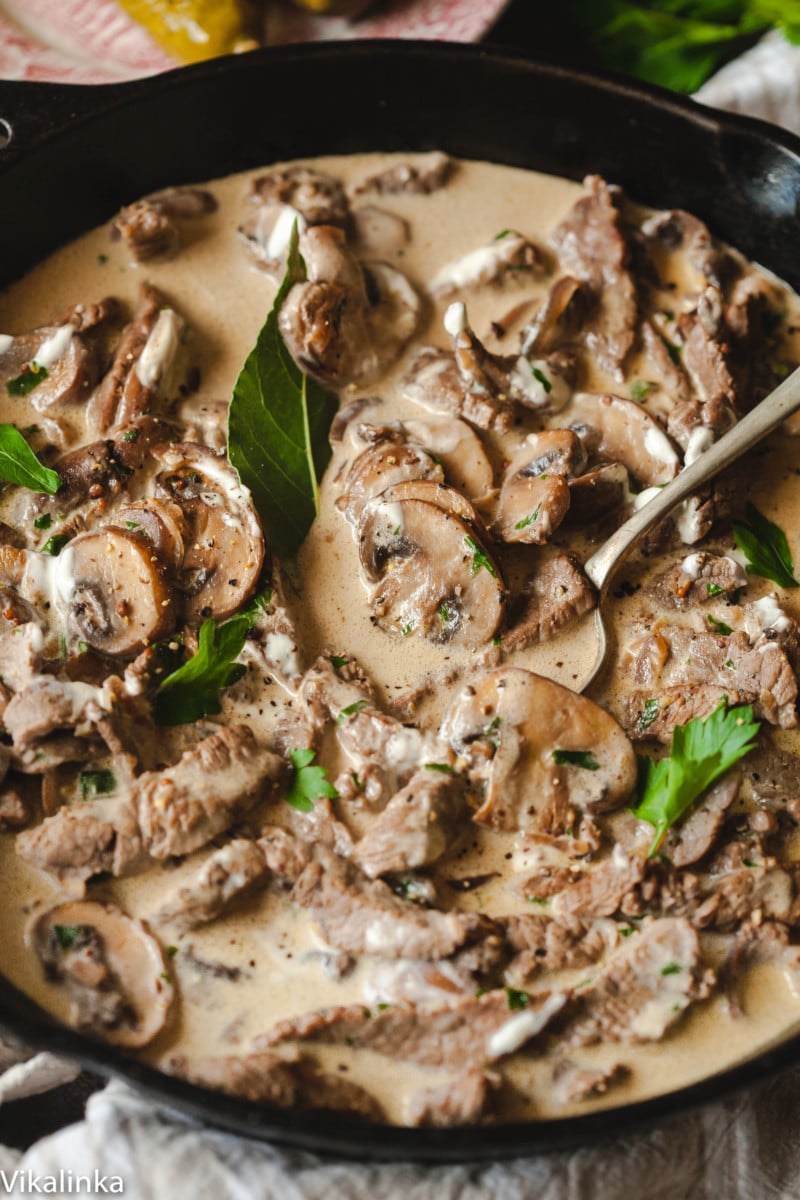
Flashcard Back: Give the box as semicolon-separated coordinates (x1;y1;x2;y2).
0;1170;124;1194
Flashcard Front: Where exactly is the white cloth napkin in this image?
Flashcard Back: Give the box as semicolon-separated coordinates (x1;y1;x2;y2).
4;28;800;1197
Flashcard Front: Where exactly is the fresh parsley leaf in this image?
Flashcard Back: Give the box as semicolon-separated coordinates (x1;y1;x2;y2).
227;222;339;559
33;513;51;531
286;747;338;812
338;699;368;724
40;533;70;556
79;769;116;801
706;613;733;635
515;507;540;530
638;698;661;733
505;986;529;1011
401;621;415;636
152;614;250;725
464;534;497;578
706;582;724;596
122;428;140;443
733;502;799;588
630;379;656;400
0;424;60;494
330;654;348;669
661;962;682;976
53;924;84;950
494;229;512;240
424;762;453;774
7;362;49;397
553;749;600;770
632;698;760;855
531;366;552;393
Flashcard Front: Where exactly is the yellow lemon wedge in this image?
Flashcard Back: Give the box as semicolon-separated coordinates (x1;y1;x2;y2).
117;0;259;63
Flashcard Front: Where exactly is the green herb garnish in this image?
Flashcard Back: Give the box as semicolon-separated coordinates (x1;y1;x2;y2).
505;986;529;1010
632;698;760;855
531;366;552;393
338;699;368;724
638;698;661;733
733;502;799;588
515;507;540;531
53;925;84;950
227;222;338;560
152;614;250;725
331;654;348;669
7;362;49;397
661;963;682;976
41;533;70;556
0;424;60;494
553;749;600;770
424;762;453;774
630;379;656;400
33;513;51;530
706;582;724;596
464;534;497;578
79;769;116;801
286;747;337;812
706;613;733;635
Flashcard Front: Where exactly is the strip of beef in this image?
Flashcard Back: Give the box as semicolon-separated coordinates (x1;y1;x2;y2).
250;165;349;225
560;917;713;1046
291;855;495;961
500;913;618;983
135;726;283;860
258;989;567;1070
726;274;784;409
662;772;740;869
359;956;482;1008
551;1058;628;1105
112;188;217;262
502;553;596;652
352;152;452;196
626;626;798;735
89;284;183;434
257;825;311;884
353;770;468;878
549;175;637;378
152;839;270;932
642;208;733;292
0;783;30;831
649;552;747;610
403;1070;499;1127
0;623;44;692
17;727;282;888
720;920;800;1016
551;847;646;920
744;744;800;818
520;275;590;358
169;1048;383;1120
402;345;515;433
676;286;738;413
239;568;304;694
623;685;747;743
431;233;545;298
3;678;102;749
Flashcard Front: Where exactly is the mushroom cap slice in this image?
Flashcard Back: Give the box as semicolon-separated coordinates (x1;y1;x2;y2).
358;496;506;647
29;900;174;1048
565;463;630;526
495;472;570;545
153;443;266;622
65;527;177;657
555;392;680;487
338;439;444;526
378;478;484;526
115;499;187;572
402;417;494;498
441;668;637;832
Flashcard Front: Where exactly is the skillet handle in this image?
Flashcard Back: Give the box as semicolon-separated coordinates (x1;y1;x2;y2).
0;79;136;158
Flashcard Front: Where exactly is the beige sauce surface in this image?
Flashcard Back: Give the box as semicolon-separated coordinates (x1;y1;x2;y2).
1;153;800;1123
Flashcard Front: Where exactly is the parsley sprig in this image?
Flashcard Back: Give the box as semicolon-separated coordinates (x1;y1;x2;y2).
286;748;338;812
632;698;760;855
733;503;799;588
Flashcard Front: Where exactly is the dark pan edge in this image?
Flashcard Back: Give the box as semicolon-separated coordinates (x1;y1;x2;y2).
0;40;800;1158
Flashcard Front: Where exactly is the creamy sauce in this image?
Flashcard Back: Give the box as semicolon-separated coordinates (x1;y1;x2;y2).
1;153;800;1124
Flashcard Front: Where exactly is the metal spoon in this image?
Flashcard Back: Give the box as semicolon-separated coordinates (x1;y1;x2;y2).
578;366;800;693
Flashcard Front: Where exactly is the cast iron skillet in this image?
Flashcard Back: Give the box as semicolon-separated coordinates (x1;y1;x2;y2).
0;40;800;1161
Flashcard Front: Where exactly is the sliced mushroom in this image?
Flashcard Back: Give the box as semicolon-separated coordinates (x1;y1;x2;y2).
351;205;410;258
30;900;173;1048
402;418;494;498
337;438;444;526
641;209;733;292
555;393;680;487
565;462;630;526
494;431;585;545
88;284;183;434
430;232;545;298
64;527;177;657
153;442;265;622
351;152;453;196
520;275;589;356
378;478;486;526
278;225;420;386
115;499;187;572
358;494;506;647
441;668;637;832
249;165;349;227
0;318;98;410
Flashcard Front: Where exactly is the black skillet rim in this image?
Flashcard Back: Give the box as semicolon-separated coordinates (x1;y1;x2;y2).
0;39;799;1160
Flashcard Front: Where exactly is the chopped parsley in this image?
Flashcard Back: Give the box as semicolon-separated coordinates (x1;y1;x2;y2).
79;769;116;801
330;654;348;669
285;748;337;813
53;924;84;950
41;533;70;556
424;762;453;774
7;362;49;397
630;379;656;400
122;428;140;443
661;963;682;976
706;582;724;597
515;507;540;531
33;513;51;531
706;613;733;635
494;229;512;240
505;986;529;1010
464;534;497;578
401;621;415;637
553;749;600;770
338;699;368;724
531;366;552;393
638;698;661;733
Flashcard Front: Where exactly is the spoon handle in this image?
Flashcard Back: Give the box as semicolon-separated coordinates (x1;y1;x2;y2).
583;367;800;595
